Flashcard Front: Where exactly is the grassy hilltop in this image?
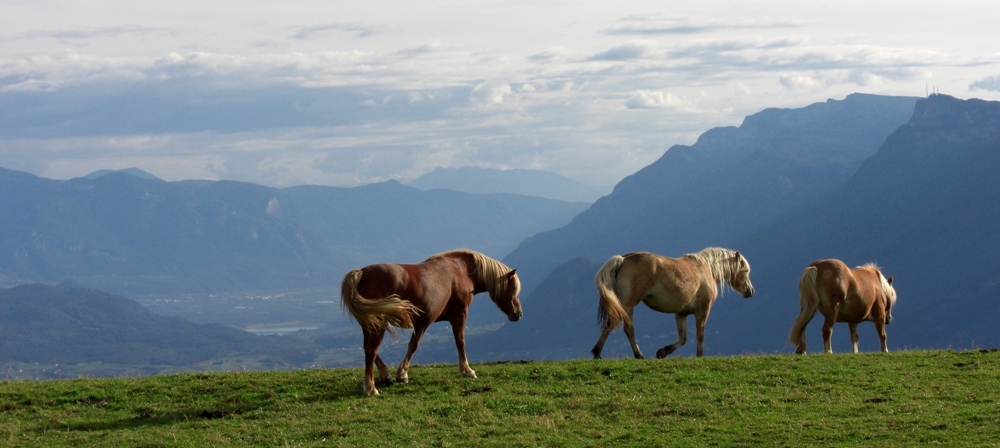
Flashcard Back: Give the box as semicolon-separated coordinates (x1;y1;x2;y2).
2;350;999;446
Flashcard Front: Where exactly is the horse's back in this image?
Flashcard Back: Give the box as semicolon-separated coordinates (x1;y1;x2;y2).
808;259;851;295
808;259;884;322
358;258;471;313
620;252;709;311
358;263;411;299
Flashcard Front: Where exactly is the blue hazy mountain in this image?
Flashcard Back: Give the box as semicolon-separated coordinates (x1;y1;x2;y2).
709;94;1000;354
406;166;609;203
0;171;586;295
83;167;161;181
0;283;305;372
502;93;919;294
472;94;1000;360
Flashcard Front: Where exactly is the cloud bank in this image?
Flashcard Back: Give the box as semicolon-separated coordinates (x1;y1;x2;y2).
2;2;1000;187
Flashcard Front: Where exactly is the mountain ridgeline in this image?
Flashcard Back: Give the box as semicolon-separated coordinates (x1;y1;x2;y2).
406;166;608;203
501;93;920;294
473;94;1000;360
0;172;587;295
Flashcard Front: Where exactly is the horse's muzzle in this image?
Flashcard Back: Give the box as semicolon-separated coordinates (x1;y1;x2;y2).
508;311;522;322
743;288;754;298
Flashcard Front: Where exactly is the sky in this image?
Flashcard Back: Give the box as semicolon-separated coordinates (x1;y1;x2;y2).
3;1;1000;188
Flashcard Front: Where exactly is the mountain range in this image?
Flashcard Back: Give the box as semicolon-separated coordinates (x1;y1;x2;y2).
502;93;919;294
472;94;1000;361
406;166;609;203
0;171;587;295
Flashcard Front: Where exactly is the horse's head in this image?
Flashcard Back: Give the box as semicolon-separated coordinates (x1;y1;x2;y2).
884;274;896;324
727;251;755;298
492;269;523;322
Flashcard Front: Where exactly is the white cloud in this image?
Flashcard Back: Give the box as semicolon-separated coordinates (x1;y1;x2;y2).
779;73;823;90
625;90;689;109
469;81;512;106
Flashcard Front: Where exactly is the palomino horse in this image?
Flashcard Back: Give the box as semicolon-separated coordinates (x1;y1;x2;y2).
341;249;522;396
789;259;896;354
591;247;754;359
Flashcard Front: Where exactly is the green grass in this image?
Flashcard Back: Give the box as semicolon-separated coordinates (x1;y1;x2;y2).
2;350;999;446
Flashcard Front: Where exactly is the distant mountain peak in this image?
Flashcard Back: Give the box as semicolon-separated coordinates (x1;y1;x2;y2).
406;166;609;203
84;168;161;181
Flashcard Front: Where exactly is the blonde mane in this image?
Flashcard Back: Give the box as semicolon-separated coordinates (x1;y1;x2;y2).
426;249;519;301
687;247;746;285
859;263;895;301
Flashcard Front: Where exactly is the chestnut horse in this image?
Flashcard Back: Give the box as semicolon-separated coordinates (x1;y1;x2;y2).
341;249;522;396
591;247;754;359
789;259;896;354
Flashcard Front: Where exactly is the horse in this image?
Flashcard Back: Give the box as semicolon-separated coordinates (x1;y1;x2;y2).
340;249;522;396
788;259;896;354
591;247;754;359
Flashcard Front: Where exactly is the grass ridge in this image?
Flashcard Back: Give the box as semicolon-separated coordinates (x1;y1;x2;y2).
2;350;999;446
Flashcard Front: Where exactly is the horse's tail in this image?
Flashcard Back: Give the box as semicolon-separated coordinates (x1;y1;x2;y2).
340;269;420;335
789;266;820;346
595;255;630;331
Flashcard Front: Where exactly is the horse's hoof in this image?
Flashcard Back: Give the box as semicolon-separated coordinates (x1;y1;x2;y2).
396;372;409;384
364;385;380;396
462;369;477;379
634;353;645;360
656;346;676;359
591;347;601;359
795;350;806;355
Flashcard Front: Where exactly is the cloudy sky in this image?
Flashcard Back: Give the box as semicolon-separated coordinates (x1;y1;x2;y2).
3;1;1000;188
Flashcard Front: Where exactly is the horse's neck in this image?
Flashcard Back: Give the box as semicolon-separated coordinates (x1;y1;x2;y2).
451;253;489;294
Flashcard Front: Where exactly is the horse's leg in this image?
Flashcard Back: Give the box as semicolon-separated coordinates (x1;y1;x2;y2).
874;319;889;353
793;314;813;355
591;325;614;359
821;312;836;354
623;308;644;359
362;328;386;396
395;324;428;383
374;355;391;383
694;310;710;357
849;323;860;354
449;313;477;378
656;314;688;359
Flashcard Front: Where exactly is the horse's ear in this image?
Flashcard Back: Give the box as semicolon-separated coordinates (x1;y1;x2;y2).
735;251;741;258
887;275;893;285
507;269;517;278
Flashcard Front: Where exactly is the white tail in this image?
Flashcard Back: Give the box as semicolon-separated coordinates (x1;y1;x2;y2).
595;255;629;331
789;266;819;347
